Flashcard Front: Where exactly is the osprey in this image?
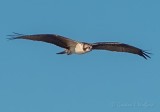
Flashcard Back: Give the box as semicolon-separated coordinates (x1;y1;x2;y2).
8;32;151;59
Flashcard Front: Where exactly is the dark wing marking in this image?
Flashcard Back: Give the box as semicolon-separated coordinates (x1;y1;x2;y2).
8;32;77;49
92;42;151;59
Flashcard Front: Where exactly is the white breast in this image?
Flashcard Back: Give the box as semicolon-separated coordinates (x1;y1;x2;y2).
73;43;85;54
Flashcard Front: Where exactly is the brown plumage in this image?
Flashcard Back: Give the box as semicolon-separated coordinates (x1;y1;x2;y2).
92;42;151;59
8;32;151;59
8;33;77;49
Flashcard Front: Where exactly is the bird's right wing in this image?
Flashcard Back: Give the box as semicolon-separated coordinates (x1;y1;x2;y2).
8;33;78;49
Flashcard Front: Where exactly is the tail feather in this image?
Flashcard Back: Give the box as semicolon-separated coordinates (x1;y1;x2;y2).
56;51;66;54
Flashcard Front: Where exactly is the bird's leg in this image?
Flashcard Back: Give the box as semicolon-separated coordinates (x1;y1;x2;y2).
66;50;72;55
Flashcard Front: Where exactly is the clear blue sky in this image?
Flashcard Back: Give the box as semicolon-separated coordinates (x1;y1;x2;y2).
0;0;159;112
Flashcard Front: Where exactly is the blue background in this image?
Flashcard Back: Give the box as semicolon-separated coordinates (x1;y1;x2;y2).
0;0;159;112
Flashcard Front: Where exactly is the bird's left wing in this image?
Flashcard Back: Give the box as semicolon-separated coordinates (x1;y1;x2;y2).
92;42;151;59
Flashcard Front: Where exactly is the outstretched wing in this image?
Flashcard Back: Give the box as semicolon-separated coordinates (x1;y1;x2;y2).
8;32;77;49
92;42;151;59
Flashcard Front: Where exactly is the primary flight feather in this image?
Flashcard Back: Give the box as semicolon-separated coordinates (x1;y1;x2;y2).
8;32;151;59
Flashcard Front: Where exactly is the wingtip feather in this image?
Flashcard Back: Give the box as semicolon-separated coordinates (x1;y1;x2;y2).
140;50;151;60
7;32;25;40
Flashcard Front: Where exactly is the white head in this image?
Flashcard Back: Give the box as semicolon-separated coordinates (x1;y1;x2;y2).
83;43;92;52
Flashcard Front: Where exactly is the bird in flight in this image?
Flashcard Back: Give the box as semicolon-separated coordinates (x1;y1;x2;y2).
8;32;151;59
